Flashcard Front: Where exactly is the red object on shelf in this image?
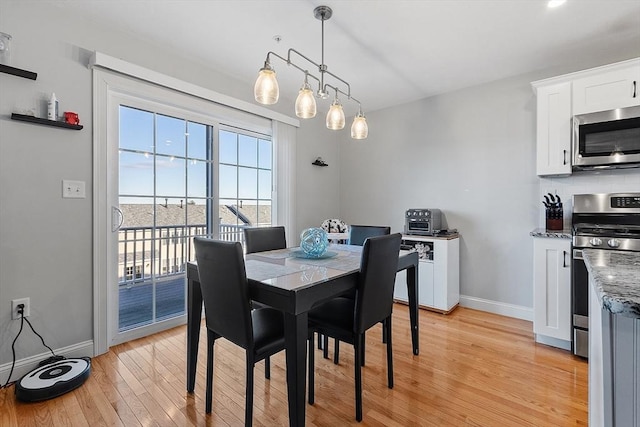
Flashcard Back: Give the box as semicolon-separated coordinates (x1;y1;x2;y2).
64;111;79;125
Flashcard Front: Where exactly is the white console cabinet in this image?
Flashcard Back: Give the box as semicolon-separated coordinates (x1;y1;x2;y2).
532;236;572;349
394;235;459;313
531;57;640;176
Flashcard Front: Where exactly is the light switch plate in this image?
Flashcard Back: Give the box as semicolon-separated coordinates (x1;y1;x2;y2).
62;180;86;198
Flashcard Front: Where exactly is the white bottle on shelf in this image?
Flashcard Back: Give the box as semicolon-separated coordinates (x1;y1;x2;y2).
47;92;58;121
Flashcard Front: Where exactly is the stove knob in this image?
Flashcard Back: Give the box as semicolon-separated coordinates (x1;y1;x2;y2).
589;238;602;246
607;239;620;248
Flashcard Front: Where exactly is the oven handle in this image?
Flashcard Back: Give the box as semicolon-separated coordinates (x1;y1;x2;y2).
573;249;583;260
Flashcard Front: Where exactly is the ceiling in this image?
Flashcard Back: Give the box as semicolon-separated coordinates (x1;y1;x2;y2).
48;0;640;115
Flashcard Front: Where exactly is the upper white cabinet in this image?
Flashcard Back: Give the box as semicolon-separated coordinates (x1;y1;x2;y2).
573;63;640;115
535;82;572;176
531;57;640;176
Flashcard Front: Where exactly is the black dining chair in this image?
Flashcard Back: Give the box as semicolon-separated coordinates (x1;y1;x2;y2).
307;233;402;422
193;237;286;426
243;226;287;255
326;224;392;363
348;225;391;246
243;225;287;375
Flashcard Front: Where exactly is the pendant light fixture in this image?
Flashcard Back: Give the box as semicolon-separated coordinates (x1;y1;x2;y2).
253;5;368;139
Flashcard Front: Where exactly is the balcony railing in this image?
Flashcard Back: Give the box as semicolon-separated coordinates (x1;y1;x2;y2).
117;223;250;331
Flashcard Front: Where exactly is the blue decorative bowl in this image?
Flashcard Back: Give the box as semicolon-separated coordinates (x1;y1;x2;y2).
300;227;329;258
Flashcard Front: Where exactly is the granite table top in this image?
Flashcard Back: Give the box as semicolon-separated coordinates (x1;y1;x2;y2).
583;249;640;319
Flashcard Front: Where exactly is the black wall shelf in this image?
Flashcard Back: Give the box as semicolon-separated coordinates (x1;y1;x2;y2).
11;113;83;130
0;64;37;80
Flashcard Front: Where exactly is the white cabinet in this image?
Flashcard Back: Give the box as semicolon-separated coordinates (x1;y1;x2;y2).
573;62;640;115
532;237;571;349
394;235;459;313
531;57;640;176
535;82;572;176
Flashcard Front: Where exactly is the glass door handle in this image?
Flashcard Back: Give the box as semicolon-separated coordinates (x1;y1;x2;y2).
112;206;124;232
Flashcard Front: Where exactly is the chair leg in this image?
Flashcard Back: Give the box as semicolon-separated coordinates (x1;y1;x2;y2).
386;316;394;389
333;338;340;364
245;355;254;427
382;319;387;343
361;331;366;367
206;330;215;414
264;356;270;380
308;333;315;405
323;334;329;359
318;332;323;350
354;334;363;422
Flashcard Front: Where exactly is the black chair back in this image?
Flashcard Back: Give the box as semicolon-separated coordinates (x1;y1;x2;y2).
244;226;287;254
194;237;252;349
348;225;391;246
354;233;402;333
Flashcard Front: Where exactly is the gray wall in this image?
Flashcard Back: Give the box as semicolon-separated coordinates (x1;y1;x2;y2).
1;0;639;375
338;69;640;313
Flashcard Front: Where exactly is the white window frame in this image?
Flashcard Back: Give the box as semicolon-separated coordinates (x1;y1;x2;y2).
92;53;297;355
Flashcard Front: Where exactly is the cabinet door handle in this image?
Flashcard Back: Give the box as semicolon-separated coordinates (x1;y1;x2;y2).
563;250;568;268
633;81;637;98
563;150;567;165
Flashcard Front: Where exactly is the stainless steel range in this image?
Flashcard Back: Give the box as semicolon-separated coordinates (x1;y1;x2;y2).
571;192;640;358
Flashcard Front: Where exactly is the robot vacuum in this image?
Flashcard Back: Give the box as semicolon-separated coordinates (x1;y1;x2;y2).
15;357;91;402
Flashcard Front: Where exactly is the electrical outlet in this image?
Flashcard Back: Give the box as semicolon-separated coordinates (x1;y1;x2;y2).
11;298;30;320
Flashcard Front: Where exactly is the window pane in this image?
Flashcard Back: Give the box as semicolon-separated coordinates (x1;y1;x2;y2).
238;134;257;167
258;139;272;169
257;200;272;226
239;201;257;227
238;167;257;199
219;130;237;164
187;122;208;160
187;159;207;198
258;170;271;200
120;106;154;153
119;151;154;196
156;114;186;157
156;155;185;197
219;164;237;199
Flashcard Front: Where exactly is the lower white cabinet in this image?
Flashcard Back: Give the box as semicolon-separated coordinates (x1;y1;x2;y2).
532;237;572;349
394;235;459;313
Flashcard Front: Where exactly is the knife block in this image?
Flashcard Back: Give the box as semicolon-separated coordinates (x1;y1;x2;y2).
545;207;563;231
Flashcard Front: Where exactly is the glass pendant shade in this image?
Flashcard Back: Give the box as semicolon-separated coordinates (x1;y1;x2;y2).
254;67;279;105
295;82;317;118
351;114;368;139
326;100;345;130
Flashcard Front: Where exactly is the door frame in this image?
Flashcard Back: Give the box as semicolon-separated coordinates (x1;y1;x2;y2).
92;68;282;355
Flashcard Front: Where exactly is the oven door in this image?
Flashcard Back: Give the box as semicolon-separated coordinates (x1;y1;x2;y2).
572;106;640;169
572;248;589;358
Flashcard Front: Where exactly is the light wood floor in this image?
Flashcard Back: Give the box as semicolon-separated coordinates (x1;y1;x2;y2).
0;305;588;426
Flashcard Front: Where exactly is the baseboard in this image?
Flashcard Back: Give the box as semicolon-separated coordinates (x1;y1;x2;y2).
459;295;533;321
0;340;94;386
535;334;572;351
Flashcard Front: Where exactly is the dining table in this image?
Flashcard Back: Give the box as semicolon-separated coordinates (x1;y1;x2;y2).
186;243;419;426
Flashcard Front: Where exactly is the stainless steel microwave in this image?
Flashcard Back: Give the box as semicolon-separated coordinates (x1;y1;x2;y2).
572;105;640;170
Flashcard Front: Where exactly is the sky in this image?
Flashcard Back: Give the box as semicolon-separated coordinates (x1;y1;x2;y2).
118;105;272;208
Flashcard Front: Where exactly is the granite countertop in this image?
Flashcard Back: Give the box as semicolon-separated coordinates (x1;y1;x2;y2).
530;228;572;239
583;249;640;319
